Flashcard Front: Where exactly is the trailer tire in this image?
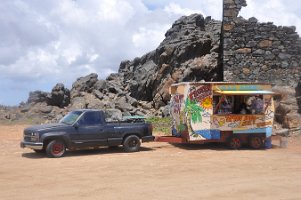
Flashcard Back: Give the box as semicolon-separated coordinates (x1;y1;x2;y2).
123;135;141;152
228;136;242;150
249;136;264;149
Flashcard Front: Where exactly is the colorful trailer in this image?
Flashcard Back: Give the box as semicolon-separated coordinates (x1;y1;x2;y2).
156;82;276;149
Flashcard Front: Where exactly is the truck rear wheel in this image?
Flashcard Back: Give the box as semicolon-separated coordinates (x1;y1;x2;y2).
46;140;66;158
123;135;141;152
228;136;242;149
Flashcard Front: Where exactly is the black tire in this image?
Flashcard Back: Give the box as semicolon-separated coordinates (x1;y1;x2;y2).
228;136;242;149
46;140;66;158
249;136;264;149
123;135;141;152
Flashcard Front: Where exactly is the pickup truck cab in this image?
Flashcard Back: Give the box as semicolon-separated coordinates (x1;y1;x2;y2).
20;109;154;158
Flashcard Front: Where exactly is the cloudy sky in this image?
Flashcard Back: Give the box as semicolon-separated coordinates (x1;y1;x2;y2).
1;0;301;106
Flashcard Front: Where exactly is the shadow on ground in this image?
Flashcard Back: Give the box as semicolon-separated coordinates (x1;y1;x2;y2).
170;142;277;151
21;146;153;159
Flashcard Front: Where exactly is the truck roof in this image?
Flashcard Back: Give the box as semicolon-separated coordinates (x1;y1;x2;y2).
72;109;104;112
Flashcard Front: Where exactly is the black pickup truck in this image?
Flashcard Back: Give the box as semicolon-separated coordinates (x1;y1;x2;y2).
20;109;154;158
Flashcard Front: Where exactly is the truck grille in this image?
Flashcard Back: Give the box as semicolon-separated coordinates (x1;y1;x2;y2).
23;130;39;142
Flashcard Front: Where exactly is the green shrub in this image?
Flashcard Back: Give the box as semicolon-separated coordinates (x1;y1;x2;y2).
146;117;172;135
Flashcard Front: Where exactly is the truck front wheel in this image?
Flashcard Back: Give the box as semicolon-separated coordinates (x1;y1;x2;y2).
123;135;141;152
46;140;66;158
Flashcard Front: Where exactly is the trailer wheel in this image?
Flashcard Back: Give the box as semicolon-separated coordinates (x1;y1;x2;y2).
123;135;141;152
249;136;263;149
228;136;242;149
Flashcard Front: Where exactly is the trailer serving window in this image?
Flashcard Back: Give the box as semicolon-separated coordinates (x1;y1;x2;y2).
213;90;275;115
213;95;234;114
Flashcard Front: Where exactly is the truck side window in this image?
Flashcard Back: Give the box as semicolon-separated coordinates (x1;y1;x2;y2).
79;112;101;126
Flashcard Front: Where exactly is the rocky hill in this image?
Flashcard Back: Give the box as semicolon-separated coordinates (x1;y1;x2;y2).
1;14;223;123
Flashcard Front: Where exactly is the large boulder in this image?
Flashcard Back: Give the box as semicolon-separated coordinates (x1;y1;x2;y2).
70;73;98;98
284;113;301;129
27;91;48;104
70;93;105;109
115;96;133;112
46;83;70;108
273;86;301;129
104;109;123;121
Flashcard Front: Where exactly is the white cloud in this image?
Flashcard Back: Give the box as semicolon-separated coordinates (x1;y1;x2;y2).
164;3;202;16
132;24;170;53
240;0;301;33
96;0;135;23
0;0;300;105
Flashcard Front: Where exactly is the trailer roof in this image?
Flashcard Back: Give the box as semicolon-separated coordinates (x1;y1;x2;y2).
214;90;276;95
169;82;275;95
170;82;272;87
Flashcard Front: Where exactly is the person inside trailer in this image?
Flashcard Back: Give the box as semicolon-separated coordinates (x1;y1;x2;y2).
220;97;232;114
246;95;264;114
213;96;232;114
213;96;233;114
253;95;264;114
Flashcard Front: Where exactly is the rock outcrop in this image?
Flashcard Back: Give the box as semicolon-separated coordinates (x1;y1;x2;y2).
119;14;222;108
46;83;70;108
27;91;48;104
1;2;301;133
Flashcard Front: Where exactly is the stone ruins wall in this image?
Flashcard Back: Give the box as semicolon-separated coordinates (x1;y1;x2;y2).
222;0;301;88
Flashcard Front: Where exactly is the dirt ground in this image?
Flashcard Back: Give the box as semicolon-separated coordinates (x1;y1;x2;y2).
1;124;301;200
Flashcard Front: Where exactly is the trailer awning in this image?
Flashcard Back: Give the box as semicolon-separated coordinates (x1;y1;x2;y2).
213;90;276;95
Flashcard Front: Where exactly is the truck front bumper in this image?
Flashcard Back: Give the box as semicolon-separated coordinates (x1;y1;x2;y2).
142;136;155;142
20;141;43;150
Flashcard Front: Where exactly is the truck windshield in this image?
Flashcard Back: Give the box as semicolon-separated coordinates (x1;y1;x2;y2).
59;111;83;125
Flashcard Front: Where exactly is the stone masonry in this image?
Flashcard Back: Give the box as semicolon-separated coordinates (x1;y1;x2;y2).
223;0;301;87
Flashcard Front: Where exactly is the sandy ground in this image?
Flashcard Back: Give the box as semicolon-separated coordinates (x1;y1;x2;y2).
0;124;301;200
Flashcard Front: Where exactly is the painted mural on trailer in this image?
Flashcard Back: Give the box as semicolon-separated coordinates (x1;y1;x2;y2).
186;84;217;141
170;83;275;142
170;84;217;141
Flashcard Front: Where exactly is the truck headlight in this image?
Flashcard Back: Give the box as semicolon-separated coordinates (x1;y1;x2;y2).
30;132;40;142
